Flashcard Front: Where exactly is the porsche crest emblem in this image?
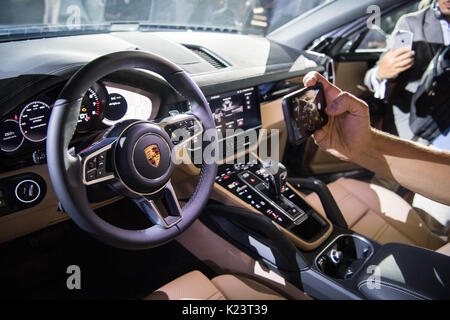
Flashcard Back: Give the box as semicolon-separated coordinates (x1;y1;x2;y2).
144;144;161;167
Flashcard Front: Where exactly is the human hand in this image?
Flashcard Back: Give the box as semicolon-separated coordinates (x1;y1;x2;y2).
303;72;373;162
377;46;415;81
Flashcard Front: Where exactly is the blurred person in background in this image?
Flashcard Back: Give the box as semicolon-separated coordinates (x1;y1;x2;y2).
364;0;449;146
364;0;450;234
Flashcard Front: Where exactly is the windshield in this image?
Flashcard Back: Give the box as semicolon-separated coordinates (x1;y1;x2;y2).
0;0;332;40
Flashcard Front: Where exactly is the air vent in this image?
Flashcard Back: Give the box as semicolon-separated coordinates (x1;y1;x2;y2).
184;46;228;69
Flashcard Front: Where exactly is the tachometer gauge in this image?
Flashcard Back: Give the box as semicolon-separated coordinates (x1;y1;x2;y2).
76;83;109;132
0;119;24;152
19;101;51;142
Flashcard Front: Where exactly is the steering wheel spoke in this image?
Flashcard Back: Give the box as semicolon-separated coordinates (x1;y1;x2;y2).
132;181;183;229
78;137;117;186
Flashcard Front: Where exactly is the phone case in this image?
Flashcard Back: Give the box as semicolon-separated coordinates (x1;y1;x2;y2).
393;30;413;50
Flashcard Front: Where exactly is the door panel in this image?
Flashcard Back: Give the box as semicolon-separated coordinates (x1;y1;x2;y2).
309;147;361;174
334;61;371;98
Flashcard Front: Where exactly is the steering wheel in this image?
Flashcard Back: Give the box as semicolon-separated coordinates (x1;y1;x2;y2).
46;51;218;250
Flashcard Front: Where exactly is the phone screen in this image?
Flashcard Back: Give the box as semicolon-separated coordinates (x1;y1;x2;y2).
282;83;328;145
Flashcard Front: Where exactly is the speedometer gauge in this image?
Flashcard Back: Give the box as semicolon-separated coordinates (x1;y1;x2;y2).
19;101;51;142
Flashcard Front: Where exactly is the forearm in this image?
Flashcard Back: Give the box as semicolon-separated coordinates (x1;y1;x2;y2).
352;129;450;205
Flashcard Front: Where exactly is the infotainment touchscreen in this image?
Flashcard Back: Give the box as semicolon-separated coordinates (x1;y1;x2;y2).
208;87;261;135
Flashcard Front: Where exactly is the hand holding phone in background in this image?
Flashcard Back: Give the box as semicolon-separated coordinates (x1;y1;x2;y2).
377;30;415;81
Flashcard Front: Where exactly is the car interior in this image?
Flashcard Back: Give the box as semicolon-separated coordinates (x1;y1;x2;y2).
0;0;449;300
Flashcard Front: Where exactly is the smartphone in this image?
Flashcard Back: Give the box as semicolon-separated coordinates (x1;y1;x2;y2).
282;83;328;145
393;30;413;50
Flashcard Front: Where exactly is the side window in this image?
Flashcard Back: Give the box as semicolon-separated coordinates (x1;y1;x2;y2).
356;1;420;51
339;1;420;54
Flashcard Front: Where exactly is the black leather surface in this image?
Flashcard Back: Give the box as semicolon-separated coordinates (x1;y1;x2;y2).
357;243;450;300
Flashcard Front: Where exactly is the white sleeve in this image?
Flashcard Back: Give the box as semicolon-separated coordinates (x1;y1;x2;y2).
369;66;387;99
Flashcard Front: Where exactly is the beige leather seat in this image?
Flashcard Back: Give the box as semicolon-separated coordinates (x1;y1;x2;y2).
146;270;286;300
307;178;447;251
436;243;450;256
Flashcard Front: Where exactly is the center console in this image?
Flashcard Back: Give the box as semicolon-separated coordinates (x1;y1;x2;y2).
215;160;332;248
212;160;450;300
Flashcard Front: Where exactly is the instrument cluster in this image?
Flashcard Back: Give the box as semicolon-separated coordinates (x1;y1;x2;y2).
0;82;156;154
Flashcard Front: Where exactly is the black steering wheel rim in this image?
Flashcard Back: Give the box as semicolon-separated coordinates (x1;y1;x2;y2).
47;50;218;250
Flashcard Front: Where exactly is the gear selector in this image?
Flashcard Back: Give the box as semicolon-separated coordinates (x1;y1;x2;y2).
262;160;287;200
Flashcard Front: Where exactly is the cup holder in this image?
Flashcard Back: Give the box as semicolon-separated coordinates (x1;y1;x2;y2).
315;234;373;280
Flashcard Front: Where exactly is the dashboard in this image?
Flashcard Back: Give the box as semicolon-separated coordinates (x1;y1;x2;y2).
0;30;325;243
0;81;160;157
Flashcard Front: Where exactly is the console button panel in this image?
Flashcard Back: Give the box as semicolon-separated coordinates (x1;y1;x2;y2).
216;161;316;231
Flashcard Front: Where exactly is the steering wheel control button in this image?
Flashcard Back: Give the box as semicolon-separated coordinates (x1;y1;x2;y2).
87;159;96;170
15;180;40;204
87;170;96;181
85;151;109;182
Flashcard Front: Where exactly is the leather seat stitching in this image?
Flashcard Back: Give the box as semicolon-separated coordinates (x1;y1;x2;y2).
358;280;431;300
349;208;370;229
206;290;225;300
